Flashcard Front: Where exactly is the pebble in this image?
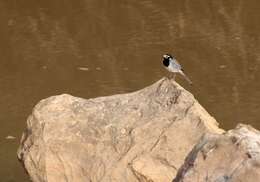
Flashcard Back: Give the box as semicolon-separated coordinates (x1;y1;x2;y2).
6;135;16;140
219;65;227;69
78;67;89;71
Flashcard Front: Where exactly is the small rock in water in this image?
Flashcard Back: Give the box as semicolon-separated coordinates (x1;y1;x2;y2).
235;36;241;40
42;65;48;69
219;65;227;69
78;67;89;71
8;19;15;26
6;135;16;140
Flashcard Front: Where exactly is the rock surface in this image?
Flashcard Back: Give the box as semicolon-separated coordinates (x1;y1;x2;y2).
173;124;260;182
17;78;260;182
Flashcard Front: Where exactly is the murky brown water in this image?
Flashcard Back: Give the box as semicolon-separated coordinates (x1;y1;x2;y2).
1;0;260;181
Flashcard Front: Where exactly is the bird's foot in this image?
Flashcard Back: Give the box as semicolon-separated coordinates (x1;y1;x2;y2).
170;73;176;80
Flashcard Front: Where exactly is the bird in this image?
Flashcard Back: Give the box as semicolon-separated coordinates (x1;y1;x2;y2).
162;54;192;85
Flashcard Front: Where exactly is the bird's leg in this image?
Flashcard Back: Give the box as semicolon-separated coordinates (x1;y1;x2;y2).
171;73;176;80
167;73;172;79
169;73;173;79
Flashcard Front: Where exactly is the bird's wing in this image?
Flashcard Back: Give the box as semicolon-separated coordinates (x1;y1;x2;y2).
170;57;182;70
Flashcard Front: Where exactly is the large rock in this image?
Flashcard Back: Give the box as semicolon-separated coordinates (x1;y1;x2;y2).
17;78;224;182
173;124;260;182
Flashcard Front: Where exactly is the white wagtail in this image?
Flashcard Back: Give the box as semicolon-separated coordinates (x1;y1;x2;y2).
162;54;192;85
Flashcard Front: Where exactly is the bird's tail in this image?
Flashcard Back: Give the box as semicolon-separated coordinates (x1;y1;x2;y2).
179;70;192;85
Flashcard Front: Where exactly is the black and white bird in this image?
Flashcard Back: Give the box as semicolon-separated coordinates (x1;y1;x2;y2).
162;54;192;85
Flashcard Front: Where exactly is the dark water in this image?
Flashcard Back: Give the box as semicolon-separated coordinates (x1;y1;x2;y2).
0;0;260;181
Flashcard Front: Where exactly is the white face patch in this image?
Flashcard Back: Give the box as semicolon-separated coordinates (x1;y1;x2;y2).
163;55;170;59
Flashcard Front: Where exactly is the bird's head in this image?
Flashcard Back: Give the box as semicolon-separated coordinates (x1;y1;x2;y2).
163;54;173;59
162;54;173;67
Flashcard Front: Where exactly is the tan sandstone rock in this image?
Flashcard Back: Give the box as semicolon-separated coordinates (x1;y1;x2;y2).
17;78;224;182
173;124;260;182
